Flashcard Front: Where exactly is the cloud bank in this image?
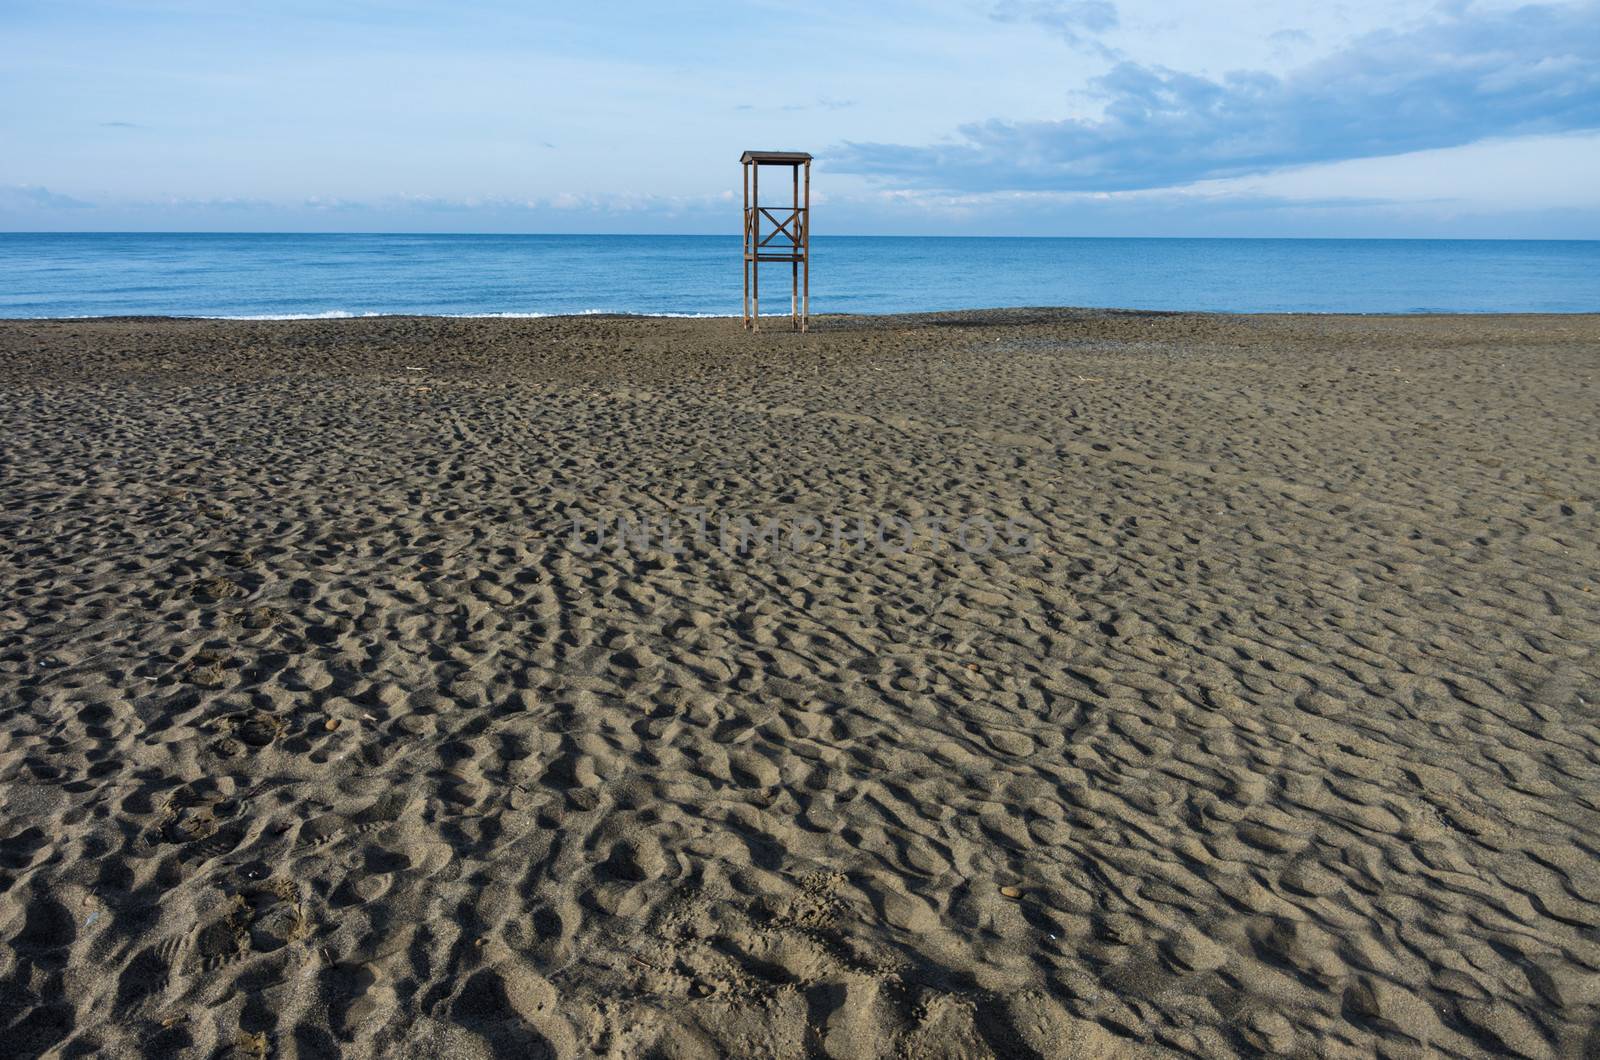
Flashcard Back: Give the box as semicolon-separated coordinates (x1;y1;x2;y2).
834;2;1600;192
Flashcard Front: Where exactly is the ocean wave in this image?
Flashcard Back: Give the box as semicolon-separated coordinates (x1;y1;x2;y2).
198;309;736;320
446;310;734;319
204;310;384;320
444;310;601;318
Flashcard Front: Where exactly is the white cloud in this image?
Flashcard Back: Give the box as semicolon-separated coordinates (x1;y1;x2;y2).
835;2;1600;192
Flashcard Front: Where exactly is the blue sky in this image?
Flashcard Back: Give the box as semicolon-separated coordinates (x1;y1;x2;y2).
2;0;1598;236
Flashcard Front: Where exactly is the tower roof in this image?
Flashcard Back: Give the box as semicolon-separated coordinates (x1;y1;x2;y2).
740;151;813;165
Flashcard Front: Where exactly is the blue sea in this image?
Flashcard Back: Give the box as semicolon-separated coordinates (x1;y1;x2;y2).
1;233;1597;318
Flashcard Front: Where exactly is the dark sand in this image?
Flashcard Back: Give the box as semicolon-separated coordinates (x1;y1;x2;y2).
1;310;1597;1059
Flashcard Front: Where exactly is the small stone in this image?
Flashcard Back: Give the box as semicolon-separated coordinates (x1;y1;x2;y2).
999;885;1024;900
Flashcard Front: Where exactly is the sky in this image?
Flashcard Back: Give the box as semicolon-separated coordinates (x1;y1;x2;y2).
2;0;1598;236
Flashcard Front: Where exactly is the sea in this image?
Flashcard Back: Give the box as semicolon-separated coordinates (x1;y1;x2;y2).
1;233;1597;319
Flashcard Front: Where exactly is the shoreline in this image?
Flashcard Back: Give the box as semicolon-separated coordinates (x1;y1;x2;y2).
5;304;1600;324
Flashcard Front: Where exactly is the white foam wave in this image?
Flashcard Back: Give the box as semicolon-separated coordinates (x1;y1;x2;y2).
445;310;600;318
447;310;734;319
204;310;384;320
198;309;736;321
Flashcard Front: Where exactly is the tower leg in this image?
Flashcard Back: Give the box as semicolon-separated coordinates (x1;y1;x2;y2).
802;254;809;334
742;163;750;330
752;164;760;332
791;166;800;331
802;161;811;333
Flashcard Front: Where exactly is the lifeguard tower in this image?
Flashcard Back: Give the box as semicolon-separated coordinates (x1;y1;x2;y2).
741;151;811;332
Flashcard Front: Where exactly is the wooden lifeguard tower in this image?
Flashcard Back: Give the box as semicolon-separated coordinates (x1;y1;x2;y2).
741;150;811;332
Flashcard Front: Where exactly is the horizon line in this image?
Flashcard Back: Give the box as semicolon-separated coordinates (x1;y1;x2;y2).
4;231;1600;243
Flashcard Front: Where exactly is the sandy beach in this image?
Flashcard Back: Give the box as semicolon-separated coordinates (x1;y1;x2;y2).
1;309;1597;1059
